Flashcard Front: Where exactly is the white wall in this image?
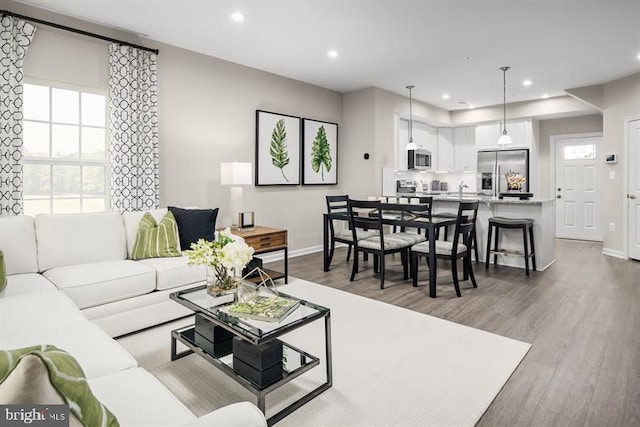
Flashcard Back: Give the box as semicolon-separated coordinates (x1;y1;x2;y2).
602;73;640;254
14;1;344;253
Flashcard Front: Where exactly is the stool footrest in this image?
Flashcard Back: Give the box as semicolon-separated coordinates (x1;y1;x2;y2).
489;249;535;258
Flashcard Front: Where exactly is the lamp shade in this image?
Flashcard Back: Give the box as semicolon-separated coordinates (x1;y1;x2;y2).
497;133;513;146
220;162;252;185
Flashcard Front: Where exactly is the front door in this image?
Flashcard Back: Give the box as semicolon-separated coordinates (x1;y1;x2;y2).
555;136;603;241
628;119;640;260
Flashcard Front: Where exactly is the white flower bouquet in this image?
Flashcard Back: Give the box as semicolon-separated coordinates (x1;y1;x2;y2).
185;228;255;295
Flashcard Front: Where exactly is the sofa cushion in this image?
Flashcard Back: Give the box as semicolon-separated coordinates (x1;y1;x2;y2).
1;273;57;298
43;260;156;309
0;215;38;275
0;291;87;331
168;206;219;250
132;211;181;260
36;212;127;271
184;402;267;427
0;345;119;427
89;368;196;427
0;320;138;380
122;208;169;259
136;256;205;291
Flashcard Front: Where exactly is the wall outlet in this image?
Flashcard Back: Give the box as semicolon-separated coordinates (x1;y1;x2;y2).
609;222;615;231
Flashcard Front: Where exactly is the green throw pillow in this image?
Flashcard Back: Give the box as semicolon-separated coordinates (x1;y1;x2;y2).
0;251;6;293
131;211;182;260
0;344;119;427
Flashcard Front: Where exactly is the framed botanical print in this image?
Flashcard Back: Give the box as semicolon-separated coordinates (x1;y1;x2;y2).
255;110;301;186
302;118;338;185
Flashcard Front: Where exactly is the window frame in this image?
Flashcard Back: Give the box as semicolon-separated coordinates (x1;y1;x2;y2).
22;78;110;215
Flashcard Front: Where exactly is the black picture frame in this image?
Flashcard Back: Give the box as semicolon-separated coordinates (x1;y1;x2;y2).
302;118;338;185
255;110;301;186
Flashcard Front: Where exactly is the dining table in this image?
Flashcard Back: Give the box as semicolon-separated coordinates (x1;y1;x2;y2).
322;204;458;298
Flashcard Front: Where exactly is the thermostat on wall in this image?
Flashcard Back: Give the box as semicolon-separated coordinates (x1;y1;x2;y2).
605;153;617;164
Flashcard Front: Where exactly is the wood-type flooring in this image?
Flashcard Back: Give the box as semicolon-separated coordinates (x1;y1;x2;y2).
280;239;640;426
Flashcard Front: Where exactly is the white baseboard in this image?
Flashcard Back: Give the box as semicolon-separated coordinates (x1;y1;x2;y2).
602;248;626;259
258;245;324;263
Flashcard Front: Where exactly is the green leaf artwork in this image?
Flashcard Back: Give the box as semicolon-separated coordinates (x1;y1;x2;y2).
269;119;290;182
311;125;332;181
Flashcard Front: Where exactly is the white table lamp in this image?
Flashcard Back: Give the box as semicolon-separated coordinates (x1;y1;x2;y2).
220;162;252;228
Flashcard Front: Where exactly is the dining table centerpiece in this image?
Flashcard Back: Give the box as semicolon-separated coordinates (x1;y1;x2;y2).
185;228;255;297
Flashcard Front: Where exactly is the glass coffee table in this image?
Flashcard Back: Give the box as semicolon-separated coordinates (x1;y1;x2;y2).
170;285;332;426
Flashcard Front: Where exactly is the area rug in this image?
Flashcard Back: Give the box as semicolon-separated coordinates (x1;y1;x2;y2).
118;279;531;427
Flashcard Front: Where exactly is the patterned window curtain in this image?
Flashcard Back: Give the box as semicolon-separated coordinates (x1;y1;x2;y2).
108;44;159;212
0;16;36;216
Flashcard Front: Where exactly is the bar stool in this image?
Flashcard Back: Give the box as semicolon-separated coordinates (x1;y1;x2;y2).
435;212;479;262
485;217;536;275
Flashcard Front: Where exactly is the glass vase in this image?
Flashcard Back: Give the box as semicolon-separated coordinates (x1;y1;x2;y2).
206;266;238;297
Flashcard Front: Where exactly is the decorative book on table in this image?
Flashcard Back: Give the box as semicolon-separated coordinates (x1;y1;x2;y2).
228;295;300;323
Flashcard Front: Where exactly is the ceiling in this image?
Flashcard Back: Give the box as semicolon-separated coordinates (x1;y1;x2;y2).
13;0;640;110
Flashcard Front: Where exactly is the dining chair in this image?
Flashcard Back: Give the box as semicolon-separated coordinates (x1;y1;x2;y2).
410;200;479;297
347;199;423;289
326;195;376;266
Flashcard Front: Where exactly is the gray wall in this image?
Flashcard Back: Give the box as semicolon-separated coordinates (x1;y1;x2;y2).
537;114;604;199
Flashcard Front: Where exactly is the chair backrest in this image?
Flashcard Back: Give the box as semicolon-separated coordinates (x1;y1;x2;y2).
347;199;385;244
326;195;349;235
379;200;432;224
452;201;479;251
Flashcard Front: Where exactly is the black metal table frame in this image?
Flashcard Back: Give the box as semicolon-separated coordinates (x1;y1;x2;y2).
170;291;332;426
323;210;457;298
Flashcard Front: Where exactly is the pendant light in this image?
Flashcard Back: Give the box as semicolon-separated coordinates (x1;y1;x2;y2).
406;85;418;150
497;66;513;147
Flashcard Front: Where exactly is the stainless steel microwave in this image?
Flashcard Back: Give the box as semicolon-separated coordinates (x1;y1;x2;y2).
408;149;432;170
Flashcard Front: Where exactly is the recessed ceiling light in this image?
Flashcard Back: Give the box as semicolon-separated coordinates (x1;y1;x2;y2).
230;11;245;22
467;104;475;109
327;49;339;59
442;93;450;100
523;79;532;87
541;93;549;99
637;53;640;60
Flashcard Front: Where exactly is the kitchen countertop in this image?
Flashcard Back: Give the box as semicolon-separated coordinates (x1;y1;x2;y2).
395;192;555;205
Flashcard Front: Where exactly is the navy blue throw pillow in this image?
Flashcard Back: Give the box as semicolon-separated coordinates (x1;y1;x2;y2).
168;206;219;250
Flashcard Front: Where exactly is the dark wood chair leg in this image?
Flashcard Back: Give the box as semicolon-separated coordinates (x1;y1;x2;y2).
350;249;359;281
401;249;409;280
485;224;493;269
493;226;500;265
373;254;379;273
380;254;385;289
529;225;536;271
346;244;352;261
451;257;461;297
466;253;477;288
411;252;419;287
522;226;530;276
472;228;479;263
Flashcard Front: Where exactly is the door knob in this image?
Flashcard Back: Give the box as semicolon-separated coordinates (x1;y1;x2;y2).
557;187;561;191
557;195;562;199
630;194;638;199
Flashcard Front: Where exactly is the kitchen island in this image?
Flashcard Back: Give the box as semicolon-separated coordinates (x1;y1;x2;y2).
403;193;556;271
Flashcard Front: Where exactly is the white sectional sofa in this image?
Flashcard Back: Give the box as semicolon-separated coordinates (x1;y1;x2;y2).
0;211;267;426
1;210;206;337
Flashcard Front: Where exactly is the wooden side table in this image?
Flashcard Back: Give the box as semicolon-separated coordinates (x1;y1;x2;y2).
230;226;288;283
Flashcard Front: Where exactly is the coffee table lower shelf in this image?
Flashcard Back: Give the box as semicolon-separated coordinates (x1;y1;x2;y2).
171;326;329;426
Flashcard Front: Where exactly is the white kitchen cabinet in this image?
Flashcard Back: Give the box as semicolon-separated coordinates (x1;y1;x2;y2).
454;126;477;171
475;119;532;150
475;122;501;149
396;118;438;170
437;127;454;171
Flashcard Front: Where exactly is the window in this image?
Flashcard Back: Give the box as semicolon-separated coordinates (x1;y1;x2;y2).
563;144;596;160
23;82;108;215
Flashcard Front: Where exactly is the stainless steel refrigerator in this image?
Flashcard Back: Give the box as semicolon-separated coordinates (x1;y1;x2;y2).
477;149;530;196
